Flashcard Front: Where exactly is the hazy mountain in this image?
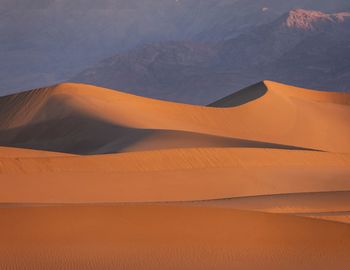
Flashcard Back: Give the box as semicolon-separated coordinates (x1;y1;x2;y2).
73;9;350;104
1;0;350;95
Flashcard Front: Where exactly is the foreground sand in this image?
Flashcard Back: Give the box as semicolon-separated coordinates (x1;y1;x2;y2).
0;205;350;270
0;81;349;269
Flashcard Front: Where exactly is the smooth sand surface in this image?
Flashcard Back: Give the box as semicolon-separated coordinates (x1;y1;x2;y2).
0;205;350;270
0;81;349;269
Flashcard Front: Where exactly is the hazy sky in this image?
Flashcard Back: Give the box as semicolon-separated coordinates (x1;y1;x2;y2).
0;0;349;94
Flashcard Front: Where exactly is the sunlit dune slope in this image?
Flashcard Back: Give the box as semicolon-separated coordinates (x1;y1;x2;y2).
1;148;350;203
0;81;349;153
0;205;350;270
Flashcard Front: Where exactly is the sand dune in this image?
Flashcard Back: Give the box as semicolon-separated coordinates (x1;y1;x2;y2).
0;81;349;153
0;81;350;269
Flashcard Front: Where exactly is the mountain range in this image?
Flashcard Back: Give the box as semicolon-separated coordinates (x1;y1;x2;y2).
73;8;350;104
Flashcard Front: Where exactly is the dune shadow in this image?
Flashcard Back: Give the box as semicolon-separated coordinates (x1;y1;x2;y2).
208;82;268;107
0;113;153;155
0;112;317;155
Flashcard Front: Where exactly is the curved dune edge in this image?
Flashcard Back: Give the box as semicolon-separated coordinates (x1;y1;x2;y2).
298;212;350;224
188;191;350;213
0;205;350;270
0;81;349;153
177;191;350;224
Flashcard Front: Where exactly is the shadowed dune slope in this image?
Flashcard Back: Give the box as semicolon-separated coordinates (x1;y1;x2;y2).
208;81;269;107
0;81;349;153
0;205;350;270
